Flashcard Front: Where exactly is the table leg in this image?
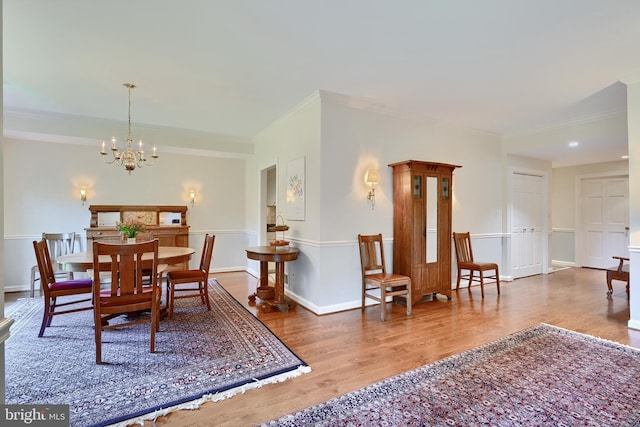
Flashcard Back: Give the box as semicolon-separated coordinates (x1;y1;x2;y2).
249;260;273;303
259;260;269;285
274;261;285;304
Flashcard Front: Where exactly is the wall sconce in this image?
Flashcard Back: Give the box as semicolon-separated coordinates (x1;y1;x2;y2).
80;188;87;206
365;168;379;210
189;190;196;207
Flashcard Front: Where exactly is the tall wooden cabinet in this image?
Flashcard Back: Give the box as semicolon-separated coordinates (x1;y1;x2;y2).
389;160;460;304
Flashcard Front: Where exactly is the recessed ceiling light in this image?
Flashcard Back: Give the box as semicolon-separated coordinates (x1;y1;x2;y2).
622;155;629;159
568;141;579;148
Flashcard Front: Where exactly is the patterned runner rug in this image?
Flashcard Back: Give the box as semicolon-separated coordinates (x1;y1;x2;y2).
262;324;640;426
5;279;310;427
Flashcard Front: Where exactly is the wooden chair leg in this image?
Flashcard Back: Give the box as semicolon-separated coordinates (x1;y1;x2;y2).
456;267;462;289
606;272;614;297
406;282;412;316
495;269;500;294
380;287;386;321
203;280;211;311
479;271;485;298
169;282;175;319
46;297;57;327
38;299;51;337
199;280;207;305
95;315;102;364
150;310;156;353
30;266;38;298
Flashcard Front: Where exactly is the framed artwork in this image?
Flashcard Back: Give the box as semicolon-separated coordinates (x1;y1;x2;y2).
286;156;305;220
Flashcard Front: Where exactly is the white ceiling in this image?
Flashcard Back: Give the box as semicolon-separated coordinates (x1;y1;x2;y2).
4;0;640;166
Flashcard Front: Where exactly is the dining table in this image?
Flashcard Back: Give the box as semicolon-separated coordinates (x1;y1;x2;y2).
56;246;195;273
57;245;195;320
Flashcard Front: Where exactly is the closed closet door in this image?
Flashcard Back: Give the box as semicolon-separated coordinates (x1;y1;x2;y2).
581;177;629;269
511;173;543;278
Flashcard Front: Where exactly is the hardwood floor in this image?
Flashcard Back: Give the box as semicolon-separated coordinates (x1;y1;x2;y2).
8;267;640;426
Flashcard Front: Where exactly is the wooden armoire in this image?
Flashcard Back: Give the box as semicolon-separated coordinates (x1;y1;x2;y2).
388;160;460;305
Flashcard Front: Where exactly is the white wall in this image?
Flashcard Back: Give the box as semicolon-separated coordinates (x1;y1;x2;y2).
247;91;504;314
247;92;322;307
3;137;248;291
626;79;640;329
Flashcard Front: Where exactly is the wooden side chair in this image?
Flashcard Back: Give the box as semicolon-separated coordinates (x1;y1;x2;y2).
357;234;412;321
30;232;77;297
32;239;92;337
452;232;500;297
132;232;167;286
92;240;161;364
134;231;154;242
166;234;215;318
606;256;629;297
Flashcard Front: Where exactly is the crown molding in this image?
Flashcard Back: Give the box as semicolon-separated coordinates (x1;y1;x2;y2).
502;108;628;140
3;129;253;159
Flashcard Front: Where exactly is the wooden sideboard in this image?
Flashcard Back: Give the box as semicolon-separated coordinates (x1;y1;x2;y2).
85;205;190;249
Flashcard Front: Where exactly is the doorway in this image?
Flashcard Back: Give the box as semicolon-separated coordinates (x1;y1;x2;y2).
261;164;278;278
511;171;545;278
579;175;629;269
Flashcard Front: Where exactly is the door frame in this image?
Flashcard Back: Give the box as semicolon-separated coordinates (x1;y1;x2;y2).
508;166;549;278
259;162;279;246
574;170;629;267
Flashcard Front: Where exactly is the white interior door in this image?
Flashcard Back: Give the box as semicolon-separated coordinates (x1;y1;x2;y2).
581;177;629;269
511;173;543;278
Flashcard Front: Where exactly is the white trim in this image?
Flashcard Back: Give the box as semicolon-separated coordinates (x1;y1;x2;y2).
503;109;627;139
3;129;253;159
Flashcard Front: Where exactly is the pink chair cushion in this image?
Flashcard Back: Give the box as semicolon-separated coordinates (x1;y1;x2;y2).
50;278;92;291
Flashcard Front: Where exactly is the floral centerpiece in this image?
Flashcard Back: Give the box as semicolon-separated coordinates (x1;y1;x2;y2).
116;219;146;239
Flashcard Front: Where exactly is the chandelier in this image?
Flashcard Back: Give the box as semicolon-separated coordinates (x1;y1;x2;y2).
99;83;158;174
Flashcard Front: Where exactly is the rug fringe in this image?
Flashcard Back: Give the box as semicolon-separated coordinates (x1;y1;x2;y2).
108;365;312;427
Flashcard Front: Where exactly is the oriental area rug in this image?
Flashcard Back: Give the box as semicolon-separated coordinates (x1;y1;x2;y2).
5;279;310;427
262;324;640;427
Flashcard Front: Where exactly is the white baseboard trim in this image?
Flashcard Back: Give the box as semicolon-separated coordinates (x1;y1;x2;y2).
628;319;640;331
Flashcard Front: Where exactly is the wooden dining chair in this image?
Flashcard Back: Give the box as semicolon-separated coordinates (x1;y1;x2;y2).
132;232;166;285
134;231;154;242
30;232;77;297
452;232;500;297
32;239;93;337
92;240;161;364
166;234;215;318
358;234;412;321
